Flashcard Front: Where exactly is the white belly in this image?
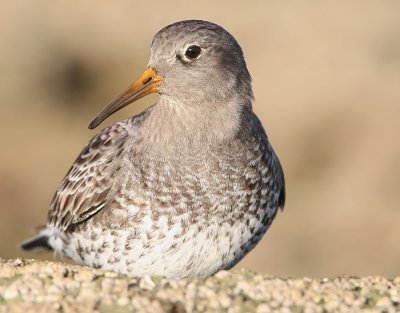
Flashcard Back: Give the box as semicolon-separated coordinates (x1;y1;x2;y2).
47;207;270;278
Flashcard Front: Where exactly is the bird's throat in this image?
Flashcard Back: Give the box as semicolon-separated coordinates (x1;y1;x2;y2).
137;97;244;155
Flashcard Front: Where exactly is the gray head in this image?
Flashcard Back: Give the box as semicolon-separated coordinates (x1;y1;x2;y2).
149;20;253;104
89;20;253;129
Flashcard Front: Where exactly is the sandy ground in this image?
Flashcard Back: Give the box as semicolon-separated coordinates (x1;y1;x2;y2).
1;1;400;278
1;258;400;313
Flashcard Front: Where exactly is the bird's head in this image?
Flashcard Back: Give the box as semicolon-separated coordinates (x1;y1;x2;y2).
89;20;253;129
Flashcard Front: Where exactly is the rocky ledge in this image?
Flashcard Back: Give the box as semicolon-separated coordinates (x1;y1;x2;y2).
0;258;399;313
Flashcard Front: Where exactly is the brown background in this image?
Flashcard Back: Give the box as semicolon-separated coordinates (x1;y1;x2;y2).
1;0;399;278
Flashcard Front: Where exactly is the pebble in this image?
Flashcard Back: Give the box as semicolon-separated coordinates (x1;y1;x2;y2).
116;297;129;306
3;289;18;300
139;275;155;290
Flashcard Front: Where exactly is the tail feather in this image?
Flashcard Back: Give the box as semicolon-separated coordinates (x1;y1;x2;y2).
19;233;52;251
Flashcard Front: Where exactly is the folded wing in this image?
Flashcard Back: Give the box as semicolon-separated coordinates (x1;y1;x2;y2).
48;122;129;231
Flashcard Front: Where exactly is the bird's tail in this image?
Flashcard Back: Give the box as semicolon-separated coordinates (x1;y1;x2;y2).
19;227;52;251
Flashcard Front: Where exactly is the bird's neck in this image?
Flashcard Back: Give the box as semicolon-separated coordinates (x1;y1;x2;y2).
136;96;249;156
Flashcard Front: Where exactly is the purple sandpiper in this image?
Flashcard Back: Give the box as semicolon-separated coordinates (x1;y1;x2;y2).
20;20;285;278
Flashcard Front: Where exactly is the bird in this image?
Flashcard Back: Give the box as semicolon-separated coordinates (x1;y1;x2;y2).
20;20;285;279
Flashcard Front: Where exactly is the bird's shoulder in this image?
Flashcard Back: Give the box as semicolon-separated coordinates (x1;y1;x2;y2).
47;115;144;230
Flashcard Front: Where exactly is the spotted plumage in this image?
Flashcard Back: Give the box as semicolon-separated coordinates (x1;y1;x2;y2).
20;20;285;278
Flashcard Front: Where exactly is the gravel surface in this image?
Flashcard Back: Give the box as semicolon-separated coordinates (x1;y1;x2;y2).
0;258;399;313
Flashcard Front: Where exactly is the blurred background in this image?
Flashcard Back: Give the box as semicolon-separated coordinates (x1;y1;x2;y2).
1;0;400;278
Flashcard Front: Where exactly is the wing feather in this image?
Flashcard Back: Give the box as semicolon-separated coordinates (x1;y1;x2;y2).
48;122;129;230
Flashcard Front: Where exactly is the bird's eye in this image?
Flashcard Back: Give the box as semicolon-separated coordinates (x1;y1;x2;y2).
185;45;201;59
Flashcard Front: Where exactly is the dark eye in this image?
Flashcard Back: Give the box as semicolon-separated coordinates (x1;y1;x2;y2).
185;45;201;59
